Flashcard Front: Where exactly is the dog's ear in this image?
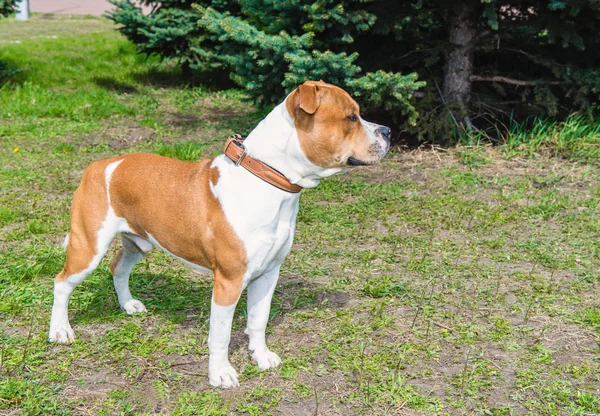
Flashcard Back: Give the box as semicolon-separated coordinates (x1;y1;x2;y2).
297;83;320;115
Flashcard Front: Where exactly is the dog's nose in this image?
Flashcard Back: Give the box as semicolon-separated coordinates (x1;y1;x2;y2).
376;126;392;142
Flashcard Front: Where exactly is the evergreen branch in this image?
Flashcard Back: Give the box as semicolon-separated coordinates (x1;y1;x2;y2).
502;47;568;69
0;0;17;18
393;48;432;63
193;5;313;51
470;75;563;86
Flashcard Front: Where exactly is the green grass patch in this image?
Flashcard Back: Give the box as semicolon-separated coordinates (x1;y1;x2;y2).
0;378;71;415
502;113;600;161
154;140;206;161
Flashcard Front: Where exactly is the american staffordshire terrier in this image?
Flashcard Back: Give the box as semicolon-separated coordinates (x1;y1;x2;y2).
48;80;391;387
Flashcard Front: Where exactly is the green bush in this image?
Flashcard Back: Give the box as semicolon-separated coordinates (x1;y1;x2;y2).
0;0;17;17
0;1;18;84
108;0;424;130
109;0;600;142
0;61;18;85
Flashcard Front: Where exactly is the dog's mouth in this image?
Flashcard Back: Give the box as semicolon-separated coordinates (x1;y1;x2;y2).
347;157;371;166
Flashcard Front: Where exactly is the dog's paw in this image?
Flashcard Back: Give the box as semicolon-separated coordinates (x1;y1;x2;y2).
252;349;282;371
48;325;75;344
209;363;239;388
123;299;147;315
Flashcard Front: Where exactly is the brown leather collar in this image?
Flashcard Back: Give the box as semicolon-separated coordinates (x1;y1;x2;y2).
223;134;303;193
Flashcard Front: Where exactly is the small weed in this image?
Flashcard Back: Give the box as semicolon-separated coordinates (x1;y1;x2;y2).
54;143;75;153
151;379;170;400
173;391;228;416
236;386;282;415
362;275;407;298
456;145;492;168
154;141;206;161
489;316;513;341
292;382;312;398
576;308;600;334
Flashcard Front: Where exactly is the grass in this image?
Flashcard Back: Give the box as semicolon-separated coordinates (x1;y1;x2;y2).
456;113;600;162
1;14;600;416
502;113;600;161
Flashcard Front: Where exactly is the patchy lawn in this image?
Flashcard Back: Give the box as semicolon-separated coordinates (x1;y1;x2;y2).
1;15;599;416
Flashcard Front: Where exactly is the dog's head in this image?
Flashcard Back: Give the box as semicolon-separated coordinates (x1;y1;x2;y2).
286;80;391;169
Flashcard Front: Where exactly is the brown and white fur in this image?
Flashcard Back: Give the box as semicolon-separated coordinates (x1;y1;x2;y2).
49;80;391;388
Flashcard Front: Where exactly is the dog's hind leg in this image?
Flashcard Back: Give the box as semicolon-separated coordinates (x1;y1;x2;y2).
49;210;119;343
49;159;123;344
110;233;152;314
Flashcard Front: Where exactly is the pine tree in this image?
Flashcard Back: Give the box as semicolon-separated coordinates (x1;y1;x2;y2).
192;4;425;127
109;0;424;130
108;1;214;71
109;0;600;140
0;0;18;84
358;0;600;134
0;0;17;17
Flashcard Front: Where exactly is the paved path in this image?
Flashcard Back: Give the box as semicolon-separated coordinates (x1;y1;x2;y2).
30;0;149;15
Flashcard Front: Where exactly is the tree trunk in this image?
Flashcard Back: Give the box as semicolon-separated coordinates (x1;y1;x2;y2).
442;1;479;130
181;61;192;79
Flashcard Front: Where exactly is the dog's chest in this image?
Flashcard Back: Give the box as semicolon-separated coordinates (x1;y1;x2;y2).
211;156;300;278
235;199;298;279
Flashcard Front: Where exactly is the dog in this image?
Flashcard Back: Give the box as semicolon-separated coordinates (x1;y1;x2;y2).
48;80;391;388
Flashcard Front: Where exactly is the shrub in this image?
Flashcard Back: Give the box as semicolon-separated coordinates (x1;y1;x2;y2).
109;0;600;142
0;0;17;17
108;0;425;131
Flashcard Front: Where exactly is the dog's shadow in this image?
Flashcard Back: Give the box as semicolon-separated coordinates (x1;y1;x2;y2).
71;270;208;325
70;261;349;345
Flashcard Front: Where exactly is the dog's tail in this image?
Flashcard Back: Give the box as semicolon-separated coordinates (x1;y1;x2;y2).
62;232;70;249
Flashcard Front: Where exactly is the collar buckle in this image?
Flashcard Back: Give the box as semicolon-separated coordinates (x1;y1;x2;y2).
223;134;303;193
235;146;247;166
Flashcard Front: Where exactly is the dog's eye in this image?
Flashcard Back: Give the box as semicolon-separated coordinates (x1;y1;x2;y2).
347;114;358;122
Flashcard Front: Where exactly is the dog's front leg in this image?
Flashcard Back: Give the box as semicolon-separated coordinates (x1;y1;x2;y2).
246;265;282;370
208;277;242;388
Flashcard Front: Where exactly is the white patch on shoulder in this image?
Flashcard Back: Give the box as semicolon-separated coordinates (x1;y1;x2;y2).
62;232;70;249
104;159;131;236
105;159;124;204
